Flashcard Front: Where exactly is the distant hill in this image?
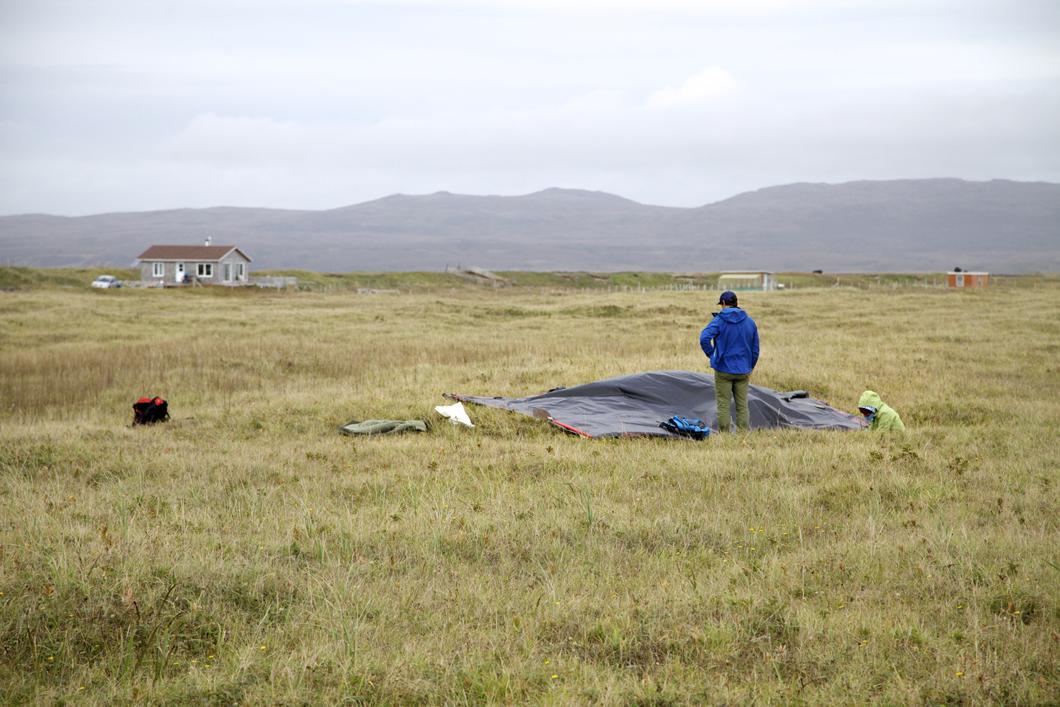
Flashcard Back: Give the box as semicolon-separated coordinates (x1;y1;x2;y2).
1;179;1057;272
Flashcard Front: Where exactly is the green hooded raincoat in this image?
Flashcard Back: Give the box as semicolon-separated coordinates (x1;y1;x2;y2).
858;390;906;432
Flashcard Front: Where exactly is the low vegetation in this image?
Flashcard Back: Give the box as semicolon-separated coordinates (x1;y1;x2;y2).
14;265;1045;294
0;271;1057;703
0;267;140;291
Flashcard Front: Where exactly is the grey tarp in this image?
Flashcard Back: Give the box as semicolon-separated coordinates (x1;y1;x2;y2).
447;370;863;439
340;419;428;436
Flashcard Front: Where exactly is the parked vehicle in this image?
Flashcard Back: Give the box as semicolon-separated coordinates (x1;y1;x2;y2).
91;275;122;289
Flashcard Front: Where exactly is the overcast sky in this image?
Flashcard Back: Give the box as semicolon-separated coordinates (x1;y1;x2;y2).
1;0;1058;215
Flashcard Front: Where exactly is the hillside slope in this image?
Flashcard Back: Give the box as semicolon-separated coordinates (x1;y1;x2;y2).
1;179;1056;271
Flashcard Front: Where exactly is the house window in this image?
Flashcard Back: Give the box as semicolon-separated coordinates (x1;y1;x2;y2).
152;262;164;277
197;263;213;278
237;263;245;280
223;263;232;281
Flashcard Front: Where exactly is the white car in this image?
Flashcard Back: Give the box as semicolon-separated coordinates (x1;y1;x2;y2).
91;275;122;289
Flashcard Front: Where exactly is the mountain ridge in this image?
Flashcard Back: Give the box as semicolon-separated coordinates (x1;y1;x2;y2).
1;179;1057;272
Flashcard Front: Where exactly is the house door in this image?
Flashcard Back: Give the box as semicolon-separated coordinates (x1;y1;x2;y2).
955;274;964;287
223;263;232;282
176;262;185;282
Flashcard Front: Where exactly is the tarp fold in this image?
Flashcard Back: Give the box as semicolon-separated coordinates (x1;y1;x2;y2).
447;370;862;439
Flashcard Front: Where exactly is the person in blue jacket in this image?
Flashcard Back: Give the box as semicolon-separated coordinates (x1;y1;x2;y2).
700;291;760;432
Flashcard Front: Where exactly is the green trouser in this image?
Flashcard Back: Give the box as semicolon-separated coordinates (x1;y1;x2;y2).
715;370;750;432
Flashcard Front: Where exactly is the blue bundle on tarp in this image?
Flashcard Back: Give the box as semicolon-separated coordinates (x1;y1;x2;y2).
659;415;711;440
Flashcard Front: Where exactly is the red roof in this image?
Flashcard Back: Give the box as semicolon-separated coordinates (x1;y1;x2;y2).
137;245;251;262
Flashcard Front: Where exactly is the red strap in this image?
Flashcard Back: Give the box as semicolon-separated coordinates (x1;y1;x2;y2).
549;418;592;438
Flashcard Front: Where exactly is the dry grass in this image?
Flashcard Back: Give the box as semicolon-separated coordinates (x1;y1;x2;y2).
1;277;1058;704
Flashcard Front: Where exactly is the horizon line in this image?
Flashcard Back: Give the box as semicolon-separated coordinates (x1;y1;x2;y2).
1;176;1054;219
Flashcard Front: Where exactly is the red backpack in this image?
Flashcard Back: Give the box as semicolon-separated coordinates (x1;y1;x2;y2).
132;397;169;425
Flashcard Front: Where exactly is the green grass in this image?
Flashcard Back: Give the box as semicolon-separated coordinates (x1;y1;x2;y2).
0;275;1057;704
16;266;1052;293
260;269;476;291
0;267;140;290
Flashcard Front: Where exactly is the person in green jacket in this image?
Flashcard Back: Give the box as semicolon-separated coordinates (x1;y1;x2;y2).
858;390;906;431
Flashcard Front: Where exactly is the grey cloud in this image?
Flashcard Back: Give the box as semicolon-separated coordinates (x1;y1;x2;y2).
1;0;1058;214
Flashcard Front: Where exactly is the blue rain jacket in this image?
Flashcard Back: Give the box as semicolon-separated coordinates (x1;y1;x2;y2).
700;307;760;375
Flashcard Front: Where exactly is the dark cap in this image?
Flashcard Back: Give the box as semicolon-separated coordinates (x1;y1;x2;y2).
718;290;738;306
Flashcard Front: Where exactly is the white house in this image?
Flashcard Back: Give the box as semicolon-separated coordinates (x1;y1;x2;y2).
137;241;252;286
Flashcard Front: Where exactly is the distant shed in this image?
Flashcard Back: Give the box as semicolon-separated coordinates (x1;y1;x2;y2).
717;271;776;292
947;271;989;288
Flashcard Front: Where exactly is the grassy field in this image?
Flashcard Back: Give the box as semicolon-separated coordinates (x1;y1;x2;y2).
0;273;1057;704
8;265;1039;293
